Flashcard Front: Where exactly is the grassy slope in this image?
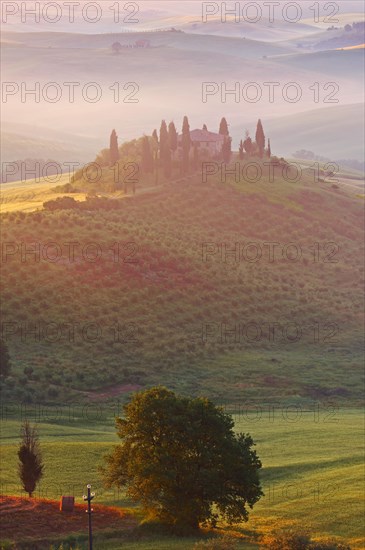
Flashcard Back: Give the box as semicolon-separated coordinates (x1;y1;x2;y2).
0;411;363;548
0;174;87;213
1;165;364;405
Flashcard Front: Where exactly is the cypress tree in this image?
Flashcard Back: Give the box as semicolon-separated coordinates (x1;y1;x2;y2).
152;129;159;144
168;121;178;158
182;116;191;174
219;117;229;136
222;136;232;164
141;136;154;174
243;131;253;156
267;138;271;158
255;119;265;158
109;129;119;166
202;124;208;131
159;120;169;169
18;421;44;498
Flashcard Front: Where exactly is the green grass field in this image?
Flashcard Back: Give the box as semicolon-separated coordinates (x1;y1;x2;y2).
1;409;363;548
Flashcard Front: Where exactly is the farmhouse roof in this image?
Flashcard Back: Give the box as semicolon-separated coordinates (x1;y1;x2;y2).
190;129;225;142
177;129;224;144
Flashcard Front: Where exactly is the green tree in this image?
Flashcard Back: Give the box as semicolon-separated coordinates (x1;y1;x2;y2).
255;119;265;158
0;339;11;377
168;121;178;158
141;136;154;174
243;131;253;156
219;117;229;136
110;129;119;166
202;124;208;131
18;421;44;497
101;387;263;532
182;116;191;174
267;138;271;158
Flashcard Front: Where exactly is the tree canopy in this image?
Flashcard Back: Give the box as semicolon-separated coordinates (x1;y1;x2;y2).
101;387;263;532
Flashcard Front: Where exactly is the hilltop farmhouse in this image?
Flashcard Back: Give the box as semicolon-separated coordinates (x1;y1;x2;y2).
177;128;225;156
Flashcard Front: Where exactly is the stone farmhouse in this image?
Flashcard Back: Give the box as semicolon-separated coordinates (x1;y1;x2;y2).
177;129;225;157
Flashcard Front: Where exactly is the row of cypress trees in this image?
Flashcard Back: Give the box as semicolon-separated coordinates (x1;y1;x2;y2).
109;117;271;180
239;119;271;159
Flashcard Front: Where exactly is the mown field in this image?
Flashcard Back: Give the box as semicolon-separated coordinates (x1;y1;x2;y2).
0;174;88;214
0;409;363;548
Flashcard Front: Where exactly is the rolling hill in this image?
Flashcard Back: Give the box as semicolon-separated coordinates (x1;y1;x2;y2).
1;121;104;164
271;47;364;78
1;164;364;407
3;28;363;161
231;103;365;160
1;7;364;550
